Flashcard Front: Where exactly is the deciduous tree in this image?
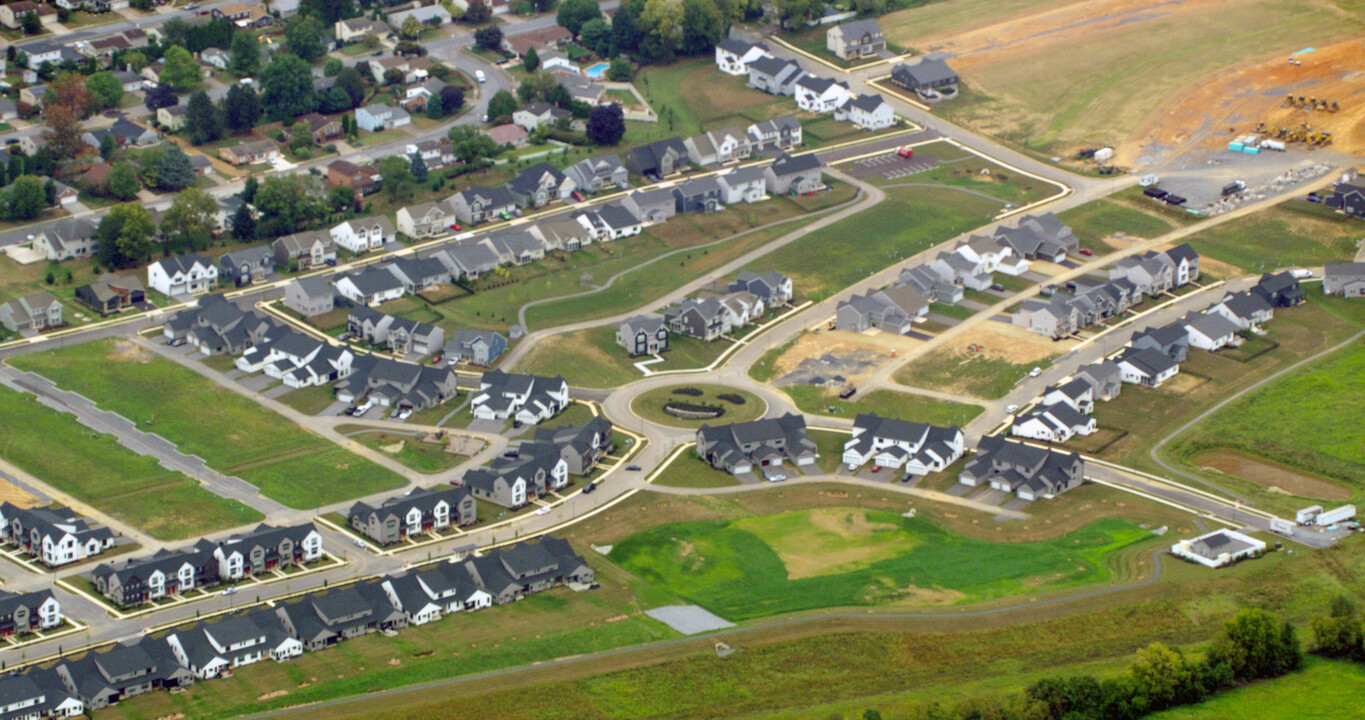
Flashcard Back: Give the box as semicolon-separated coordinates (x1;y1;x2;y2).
230;32;262;77
160;45;204;92
586;103;624;145
85;71;124;113
260;54;319;121
107;161;142;201
556;0;601;36
185;90;224;145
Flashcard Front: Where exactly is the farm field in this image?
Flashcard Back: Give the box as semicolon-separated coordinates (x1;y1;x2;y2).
631;384;766;429
1184;200;1364;274
516;325;734;389
743;185;1002;301
9;339;407;508
782;386;983;427
1149;659;1365;720
882;0;1365;160
0;385;263;540
611;509;1157;621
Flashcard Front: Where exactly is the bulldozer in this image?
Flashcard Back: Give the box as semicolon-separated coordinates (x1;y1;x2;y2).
1283;94;1297;108
1255;121;1269;134
1328;100;1340;113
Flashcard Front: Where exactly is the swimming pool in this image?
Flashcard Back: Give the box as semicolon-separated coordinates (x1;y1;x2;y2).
584;62;610;79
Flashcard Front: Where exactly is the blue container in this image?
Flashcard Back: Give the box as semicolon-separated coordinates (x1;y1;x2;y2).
1228;142;1244;152
1243;146;1260;154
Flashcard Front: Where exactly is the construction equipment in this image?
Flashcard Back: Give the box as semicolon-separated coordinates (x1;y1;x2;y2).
1283;94;1296;108
1255;121;1268;134
1328;100;1340;113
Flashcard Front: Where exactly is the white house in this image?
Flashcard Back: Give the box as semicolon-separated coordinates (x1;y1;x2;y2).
841;413;964;476
835;93;896;130
1181;311;1241;352
714;38;770;76
330;215;397;254
1170;529;1265;568
1116;348;1179;387
793;75;851;114
147;254;218;296
356;104;412;132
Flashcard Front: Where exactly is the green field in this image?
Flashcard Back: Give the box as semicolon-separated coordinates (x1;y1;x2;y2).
877;154;1055;207
10;340;406;508
631;384;765;429
896;348;1055;399
1056;196;1177;252
516;325;734;389
1167;340;1365;494
781;386;983;426
743;185;1002;301
635;57;795;143
0;386;262;539
612;509;1154;620
1149;659;1365;720
652;452;742;489
350;431;466;474
275;384;338;416
1186;200;1363;273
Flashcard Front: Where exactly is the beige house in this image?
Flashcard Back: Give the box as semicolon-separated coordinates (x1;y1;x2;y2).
157;105;187;132
219;139;280;166
826;19;885;60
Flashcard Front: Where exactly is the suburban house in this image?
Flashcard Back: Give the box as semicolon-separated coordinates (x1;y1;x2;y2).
898;264;964;303
0;293;62;334
432;243;501;280
31;218;98;262
388;4;452;28
1044;378;1096;414
1130;323;1190;362
834;93;896;130
684;125;751;167
327;159;381;196
715;38;770;76
696;414;818;475
1181;310;1242;351
401;78;449;113
663;297;728;341
747;115;803;152
794;75;851;113
1323;262;1365;297
0;502;115;567
0;2;56;29
397;201;452;238
836;286;928;334
622;188;676;225
347;487;476;546
1073;361;1123;401
575;203;644;241
330;215;397;254
82;118;159;151
673;177;726;213
292;113;343;146
1012;295;1080;339
447;186;518;225
147;254;218;296
334;355;461;411
826;19;885;60
716;166;768;204
163;295;274;356
959;436;1083;501
205;523;323;582
448;329;508;366
1011;402;1094;443
842;413;964;476
1116;346;1180;387
219;139;280;166
382;562;491;626
746;56;805;96
157;105;188;132
729;270;792;305
93;547;221;607
356;104;412;132
283;276;336;318
1324;178;1365;218
213;1;273;27
508;163;574;207
765;152;824;194
218;245;275;287
623;137;689;178
1171;529;1266;569
165;612;302;679
512;102;572;132
501;26;572;58
461;538;592;603
0;589;61;637
616;314;669;356
333;266;406;306
272;231;336;270
405;138;457;170
995;213;1077;262
531;216;590;251
530;418;614;475
470;370;569;426
75;274;146;315
890;57;959;95
349;306;445;357
554;72;603;105
200;47;229;71
19;84;49;107
275;582;404;651
1252;271;1307;307
563;154;629;195
334;16;389;41
234;327;353;389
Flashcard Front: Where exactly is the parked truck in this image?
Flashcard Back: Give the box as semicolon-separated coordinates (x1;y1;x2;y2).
1270;518;1296;536
1315;505;1356;527
1296;505;1323;524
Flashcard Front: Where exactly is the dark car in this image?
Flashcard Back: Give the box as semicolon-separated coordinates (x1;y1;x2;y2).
372;50;383;56
990;283;1006;292
582;482;596;494
625;465;642;471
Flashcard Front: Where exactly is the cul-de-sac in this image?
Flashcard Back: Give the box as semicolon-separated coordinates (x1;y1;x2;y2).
0;0;1362;717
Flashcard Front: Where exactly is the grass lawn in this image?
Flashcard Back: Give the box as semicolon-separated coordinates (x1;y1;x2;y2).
879;155;1055;207
350;431;466;474
743;185;1003;301
1149;659;1365;720
1186;200;1364;273
275;384;338;416
9;339;406;508
612;509;1154;620
810;429;850;474
910;0;1363;156
781;386;982;426
748;335;799;383
516;324;734;388
895;347;1056;399
880;0;1061;45
353;128;411;148
1165;339;1365;495
631;384;765;429
0;386;263;540
536;401;599;431
521;184;859;330
652;452;741;489
1056;196;1177;253
635;57;793;142
929;301;976;321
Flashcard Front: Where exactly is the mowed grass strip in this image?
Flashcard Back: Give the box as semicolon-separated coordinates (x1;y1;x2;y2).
0;386;263;539
1169;340;1365;492
895;347;1054;400
744;186;1002;301
1148;658;1365;720
1057;197;1176;252
782;386;983;426
9;339;405;508
611;509;1153;620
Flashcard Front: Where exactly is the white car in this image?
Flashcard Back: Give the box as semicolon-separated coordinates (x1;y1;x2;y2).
1028;367;1042;377
220;587;237;596
353;539;366;549
398;408;413;420
1005;404;1019;414
1289;268;1313;279
475;70;486;83
535;506;552;515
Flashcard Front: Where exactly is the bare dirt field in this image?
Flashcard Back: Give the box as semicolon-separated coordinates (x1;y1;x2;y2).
950;324;1070;364
1194;448;1353;501
883;0;1364;161
0;477;42;509
771;332;892;387
1136;39;1365;165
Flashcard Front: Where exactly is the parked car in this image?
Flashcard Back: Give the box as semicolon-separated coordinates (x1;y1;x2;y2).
448;222;462;232
398;408;413;420
1028;367;1042;377
476;70;486;83
870;465;881;473
372;50;383;56
1078;248;1094;256
168;337;186;347
431;355;443;365
1005;404;1019;413
896;146;914;158
535;506;552;515
990;283;1006;292
220;587;237;596
582;482;596;494
353;539;366;548
626;465;641;471
571;191;585;202
338;332;351;341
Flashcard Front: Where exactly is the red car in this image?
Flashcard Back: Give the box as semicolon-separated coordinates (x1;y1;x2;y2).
449;222;462;232
1078;248;1094;256
871;465;881;473
431;355;443;365
571;191;585;202
897;146;915;158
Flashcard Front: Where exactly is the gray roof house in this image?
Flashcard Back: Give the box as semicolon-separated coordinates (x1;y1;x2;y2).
447;185;518;225
842;412;964;476
616;314;668;356
448;329;508;366
563;154;628;195
729;270;792;304
347;486;476;546
622;188;676;224
960;435;1083;501
31;217;99;262
716;165;768;204
283;276;336;318
218;245;274;287
891;57;959;92
0;292;62;334
835;286;927;334
746;56;805;96
1073;360;1122;401
696;414;818;475
898;264;961;303
1012;295;1080;339
673;176;725;213
433;242;502;279
1116;346;1180;387
747;115;803;152
826;18;885;60
507;162;574;207
1130;322;1189;362
1323;262;1365;298
471;370;569;426
1180;310;1242;352
1211;290;1273;329
765;152;823;194
623;137;688;178
994;213;1077;262
530;417;614;476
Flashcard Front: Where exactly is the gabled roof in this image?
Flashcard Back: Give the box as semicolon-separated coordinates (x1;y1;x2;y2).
769;152;821;176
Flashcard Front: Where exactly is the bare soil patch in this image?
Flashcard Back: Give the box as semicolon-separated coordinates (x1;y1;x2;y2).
949;325;1067;364
1194;448;1352;501
108;339;153;363
772;332;889;388
897;584;967;605
1155;372;1206;396
0;478;41;508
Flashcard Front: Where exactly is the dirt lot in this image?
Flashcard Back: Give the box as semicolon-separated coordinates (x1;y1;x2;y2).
1137;39;1365;165
771;332;893;387
0;477;42;509
1193;448;1352;501
948;324;1070;364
